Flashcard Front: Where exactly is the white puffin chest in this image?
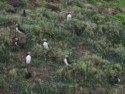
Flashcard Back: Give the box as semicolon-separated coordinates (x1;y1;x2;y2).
43;42;49;49
64;58;69;65
16;27;19;31
16;27;21;33
26;55;31;64
67;14;72;21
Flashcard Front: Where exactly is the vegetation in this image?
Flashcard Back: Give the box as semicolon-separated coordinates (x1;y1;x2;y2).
0;0;125;94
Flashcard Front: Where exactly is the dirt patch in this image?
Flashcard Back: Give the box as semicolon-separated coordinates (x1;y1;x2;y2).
77;48;90;56
27;66;48;74
84;3;93;8
8;0;24;7
117;6;125;12
46;0;61;3
38;66;48;73
80;0;88;3
33;0;40;7
105;0;114;2
16;50;25;61
45;3;60;11
76;43;90;56
0;89;16;94
90;2;103;11
0;7;4;11
95;2;103;8
103;8;115;15
26;3;34;9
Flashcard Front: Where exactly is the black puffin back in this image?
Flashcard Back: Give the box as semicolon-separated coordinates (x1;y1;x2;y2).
15;39;24;48
112;76;119;84
66;57;71;64
15;39;20;46
18;24;25;34
22;9;26;17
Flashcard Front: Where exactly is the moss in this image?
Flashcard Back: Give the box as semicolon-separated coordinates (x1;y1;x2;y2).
112;13;125;22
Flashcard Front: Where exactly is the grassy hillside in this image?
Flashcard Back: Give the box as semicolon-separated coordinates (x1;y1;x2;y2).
0;0;125;94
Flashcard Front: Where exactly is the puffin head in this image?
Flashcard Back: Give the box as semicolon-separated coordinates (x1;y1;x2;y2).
15;37;19;42
16;24;19;27
114;75;118;78
65;54;69;58
26;52;30;56
68;12;71;14
43;38;47;42
15;37;19;41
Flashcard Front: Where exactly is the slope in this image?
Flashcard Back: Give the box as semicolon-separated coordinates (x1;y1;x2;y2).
0;0;125;94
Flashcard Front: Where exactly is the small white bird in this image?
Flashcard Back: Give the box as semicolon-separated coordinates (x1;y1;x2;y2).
43;39;49;50
64;55;71;65
16;24;25;34
67;12;72;22
26;52;31;64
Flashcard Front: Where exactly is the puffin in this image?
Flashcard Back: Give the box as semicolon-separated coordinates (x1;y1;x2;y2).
43;39;49;50
22;9;26;17
64;55;71;65
16;24;25;34
112;75;120;84
26;52;31;64
15;38;23;48
67;12;72;22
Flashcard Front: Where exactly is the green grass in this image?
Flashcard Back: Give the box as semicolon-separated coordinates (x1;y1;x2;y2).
112;12;125;22
88;0;125;8
0;0;125;94
102;0;125;8
0;1;14;10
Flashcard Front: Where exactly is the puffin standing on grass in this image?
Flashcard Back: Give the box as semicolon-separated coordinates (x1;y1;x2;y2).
67;12;72;22
15;38;23;48
43;39;49;50
22;9;26;17
26;52;31;64
16;24;25;34
112;75;120;84
64;55;71;66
